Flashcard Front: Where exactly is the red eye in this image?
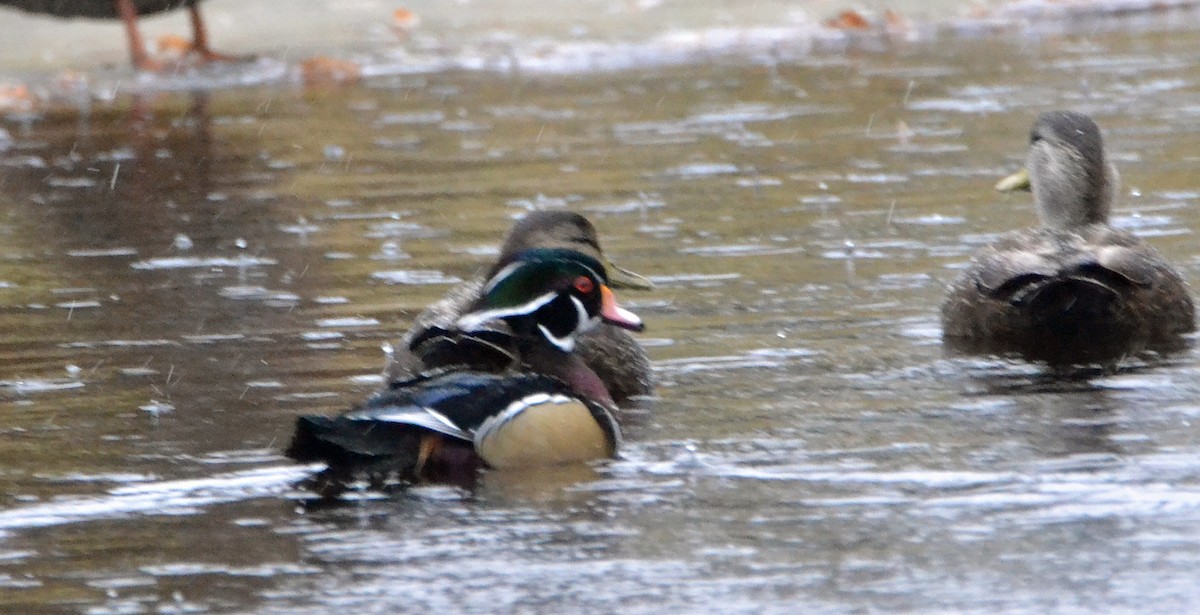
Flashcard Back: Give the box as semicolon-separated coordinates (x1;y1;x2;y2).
573;276;595;294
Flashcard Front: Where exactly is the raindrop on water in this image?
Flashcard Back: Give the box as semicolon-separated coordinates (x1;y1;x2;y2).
323;144;346;161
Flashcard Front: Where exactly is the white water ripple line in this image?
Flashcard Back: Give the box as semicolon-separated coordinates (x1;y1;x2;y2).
131;256;278;270
0;465;315;533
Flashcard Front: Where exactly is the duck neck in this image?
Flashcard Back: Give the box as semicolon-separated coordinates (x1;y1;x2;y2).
517;336;615;408
1033;158;1117;230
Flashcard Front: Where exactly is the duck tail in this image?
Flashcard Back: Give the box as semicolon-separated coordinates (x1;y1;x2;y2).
285;416;367;463
1024;276;1121;330
286;415;430;495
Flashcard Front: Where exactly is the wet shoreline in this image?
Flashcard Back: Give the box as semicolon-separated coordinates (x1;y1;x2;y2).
1;0;1200;88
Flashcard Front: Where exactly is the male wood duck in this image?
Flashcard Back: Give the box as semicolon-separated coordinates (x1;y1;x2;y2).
941;110;1195;366
385;211;655;402
288;248;645;496
2;0;235;71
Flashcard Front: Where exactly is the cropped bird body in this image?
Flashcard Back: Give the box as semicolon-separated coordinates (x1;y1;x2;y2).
386;211;655;402
2;0;232;70
941;111;1195;366
287;248;645;496
2;0;197;17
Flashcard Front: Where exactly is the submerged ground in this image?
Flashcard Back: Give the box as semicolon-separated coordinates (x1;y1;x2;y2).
2;2;1200;613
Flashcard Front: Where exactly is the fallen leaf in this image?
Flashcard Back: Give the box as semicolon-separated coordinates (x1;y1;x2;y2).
300;56;363;86
827;10;871;30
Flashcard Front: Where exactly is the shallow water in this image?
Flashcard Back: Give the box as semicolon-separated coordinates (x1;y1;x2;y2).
4;13;1200;615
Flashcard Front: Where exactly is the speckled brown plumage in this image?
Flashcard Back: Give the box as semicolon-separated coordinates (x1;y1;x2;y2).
941;111;1195;366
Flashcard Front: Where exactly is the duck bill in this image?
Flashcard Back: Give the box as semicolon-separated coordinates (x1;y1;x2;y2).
995;167;1031;192
603;258;654;290
599;285;645;332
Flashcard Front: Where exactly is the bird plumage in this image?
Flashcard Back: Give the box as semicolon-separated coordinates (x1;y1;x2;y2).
941;111;1195;366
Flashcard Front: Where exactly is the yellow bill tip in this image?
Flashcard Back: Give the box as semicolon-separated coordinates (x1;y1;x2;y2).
995;167;1031;192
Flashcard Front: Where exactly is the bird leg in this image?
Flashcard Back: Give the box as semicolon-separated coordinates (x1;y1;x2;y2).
114;0;247;71
114;0;163;71
187;5;246;63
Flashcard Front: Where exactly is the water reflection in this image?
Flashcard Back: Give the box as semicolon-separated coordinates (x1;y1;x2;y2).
0;88;377;514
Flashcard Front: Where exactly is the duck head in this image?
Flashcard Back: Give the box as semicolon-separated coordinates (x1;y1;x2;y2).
495;211;653;291
996;110;1119;230
457;248;645;353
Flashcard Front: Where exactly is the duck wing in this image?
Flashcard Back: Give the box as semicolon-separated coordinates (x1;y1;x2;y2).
408;326;518;373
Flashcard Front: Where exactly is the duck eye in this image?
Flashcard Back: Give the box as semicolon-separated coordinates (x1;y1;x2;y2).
1030;131;1042;144
572;275;595;295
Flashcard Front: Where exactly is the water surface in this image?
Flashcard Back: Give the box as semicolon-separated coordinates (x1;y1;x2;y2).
3;16;1200;614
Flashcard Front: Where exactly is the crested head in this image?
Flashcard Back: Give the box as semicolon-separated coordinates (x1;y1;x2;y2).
457;248;644;353
1025;110;1118;229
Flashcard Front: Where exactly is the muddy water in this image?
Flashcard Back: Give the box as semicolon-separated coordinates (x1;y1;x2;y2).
4;20;1200;615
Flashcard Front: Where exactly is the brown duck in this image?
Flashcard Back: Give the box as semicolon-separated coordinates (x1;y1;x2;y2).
386;211;655;401
941;110;1195;366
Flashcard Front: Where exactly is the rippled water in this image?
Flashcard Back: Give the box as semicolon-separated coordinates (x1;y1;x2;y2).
4;14;1200;614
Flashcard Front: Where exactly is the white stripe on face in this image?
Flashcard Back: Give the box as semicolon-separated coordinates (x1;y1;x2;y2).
535;295;597;351
482;261;524;295
570;295;599;333
456;291;557;332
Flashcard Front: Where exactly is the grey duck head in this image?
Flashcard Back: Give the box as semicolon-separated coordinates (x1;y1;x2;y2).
493;211;653;290
996;110;1120;230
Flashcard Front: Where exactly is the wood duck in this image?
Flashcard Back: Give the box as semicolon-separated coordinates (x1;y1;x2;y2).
941;110;1195;366
386;211;655;402
2;0;236;71
288;248;646;496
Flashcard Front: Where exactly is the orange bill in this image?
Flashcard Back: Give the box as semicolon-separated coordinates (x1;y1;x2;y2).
599;285;644;332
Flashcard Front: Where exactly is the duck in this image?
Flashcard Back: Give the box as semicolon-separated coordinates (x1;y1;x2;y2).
385;210;655;402
2;0;236;71
287;247;646;496
941;110;1195;366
